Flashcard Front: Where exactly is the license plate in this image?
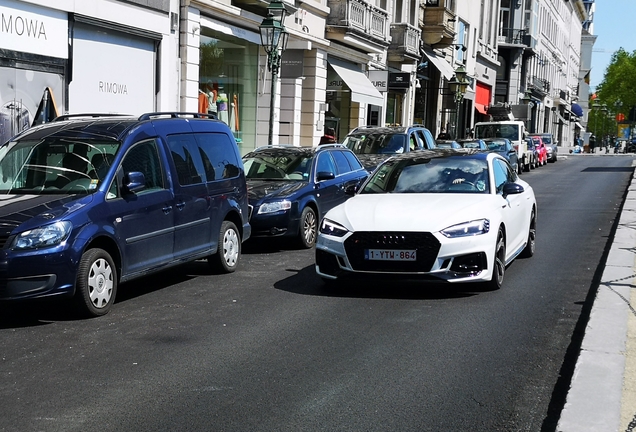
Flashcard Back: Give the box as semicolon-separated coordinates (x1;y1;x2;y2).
364;249;416;261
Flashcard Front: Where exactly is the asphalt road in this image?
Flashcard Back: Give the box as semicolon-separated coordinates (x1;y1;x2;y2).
0;154;633;432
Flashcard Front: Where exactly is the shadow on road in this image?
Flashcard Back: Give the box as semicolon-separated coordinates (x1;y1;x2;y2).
273;264;481;300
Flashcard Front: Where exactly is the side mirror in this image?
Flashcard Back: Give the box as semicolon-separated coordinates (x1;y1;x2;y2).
502;182;524;197
344;183;359;196
316;171;335;182
123;171;146;193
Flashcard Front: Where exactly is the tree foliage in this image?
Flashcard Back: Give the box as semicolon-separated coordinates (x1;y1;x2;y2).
595;48;636;114
588;48;636;139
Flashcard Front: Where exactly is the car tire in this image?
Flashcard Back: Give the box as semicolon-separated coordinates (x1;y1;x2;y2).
298;206;317;249
74;248;117;317
521;210;536;258
485;230;505;291
209;220;241;273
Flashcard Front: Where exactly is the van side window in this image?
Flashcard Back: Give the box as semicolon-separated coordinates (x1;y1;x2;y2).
121;139;165;192
166;135;205;185
193;133;241;180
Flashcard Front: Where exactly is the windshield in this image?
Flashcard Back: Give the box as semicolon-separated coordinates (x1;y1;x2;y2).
360;156;489;194
243;154;312;180
0;138;121;195
343;133;406;155
475;124;520;141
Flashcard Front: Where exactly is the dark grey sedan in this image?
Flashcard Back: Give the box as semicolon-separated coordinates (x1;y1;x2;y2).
485;138;519;173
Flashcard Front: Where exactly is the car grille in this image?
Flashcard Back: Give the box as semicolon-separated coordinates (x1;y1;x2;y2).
0;235;9;249
344;231;441;272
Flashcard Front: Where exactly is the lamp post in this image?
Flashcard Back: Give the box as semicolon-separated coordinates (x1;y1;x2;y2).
448;65;469;139
591;101;601;152
259;0;289;145
601;104;608;149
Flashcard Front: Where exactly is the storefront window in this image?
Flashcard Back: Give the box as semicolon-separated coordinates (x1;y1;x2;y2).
199;30;258;154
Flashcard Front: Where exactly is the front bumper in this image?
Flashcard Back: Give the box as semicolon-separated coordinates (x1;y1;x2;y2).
315;230;495;284
0;243;78;301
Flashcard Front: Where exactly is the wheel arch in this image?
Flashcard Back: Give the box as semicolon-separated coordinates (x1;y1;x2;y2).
83;235;122;283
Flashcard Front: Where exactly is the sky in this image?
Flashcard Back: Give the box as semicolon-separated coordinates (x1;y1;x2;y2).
589;0;636;91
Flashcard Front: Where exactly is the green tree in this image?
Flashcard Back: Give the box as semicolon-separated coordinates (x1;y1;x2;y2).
590;48;636;140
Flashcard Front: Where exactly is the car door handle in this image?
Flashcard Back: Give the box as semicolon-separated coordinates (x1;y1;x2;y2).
162;205;173;214
176;202;186;210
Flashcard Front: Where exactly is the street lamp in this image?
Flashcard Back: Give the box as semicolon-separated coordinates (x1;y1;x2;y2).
601;104;608;148
259;0;290;145
448;65;469;139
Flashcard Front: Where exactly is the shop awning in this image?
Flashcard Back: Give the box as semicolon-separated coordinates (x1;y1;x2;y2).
554;112;568;124
475;82;491;115
328;58;384;106
200;16;261;45
571;103;584;117
474;103;488;114
574;121;583;129
420;47;455;80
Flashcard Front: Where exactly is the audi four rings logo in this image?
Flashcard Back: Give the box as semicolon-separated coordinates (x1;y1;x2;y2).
376;235;406;245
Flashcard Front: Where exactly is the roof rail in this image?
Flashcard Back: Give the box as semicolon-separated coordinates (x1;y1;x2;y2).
137;112;218;121
253;144;297;151
316;143;345;150
53;113;133;122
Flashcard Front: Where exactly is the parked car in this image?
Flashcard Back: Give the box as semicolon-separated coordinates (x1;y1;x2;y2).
242;144;368;248
0;112;251;317
342;125;436;171
535;133;558;162
315;149;536;290
525;138;539;170
435;139;462;149
485;138;519;173
530;136;548;166
457;139;488;150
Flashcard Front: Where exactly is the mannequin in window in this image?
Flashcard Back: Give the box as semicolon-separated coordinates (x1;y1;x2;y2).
217;89;229;124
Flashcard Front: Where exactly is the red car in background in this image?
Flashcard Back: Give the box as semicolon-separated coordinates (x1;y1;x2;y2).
530;136;548;167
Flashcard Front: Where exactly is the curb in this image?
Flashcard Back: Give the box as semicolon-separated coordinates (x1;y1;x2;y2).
557;161;636;432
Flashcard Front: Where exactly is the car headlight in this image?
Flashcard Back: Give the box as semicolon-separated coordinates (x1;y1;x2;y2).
257;200;292;215
441;219;490;238
12;221;73;250
319;218;349;237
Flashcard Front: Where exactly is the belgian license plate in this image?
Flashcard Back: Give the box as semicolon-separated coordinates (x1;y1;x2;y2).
364;249;416;261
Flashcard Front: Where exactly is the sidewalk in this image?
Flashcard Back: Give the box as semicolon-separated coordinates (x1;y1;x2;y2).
556;157;636;432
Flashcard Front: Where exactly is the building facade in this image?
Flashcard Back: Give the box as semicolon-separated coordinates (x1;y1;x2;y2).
2;0;592;152
0;0;179;144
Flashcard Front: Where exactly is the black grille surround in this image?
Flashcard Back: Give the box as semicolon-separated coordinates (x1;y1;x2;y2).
344;231;441;273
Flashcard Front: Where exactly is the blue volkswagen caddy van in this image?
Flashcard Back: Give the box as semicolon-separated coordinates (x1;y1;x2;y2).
0;113;250;317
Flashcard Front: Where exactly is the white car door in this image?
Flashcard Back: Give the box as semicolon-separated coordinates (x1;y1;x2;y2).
492;159;527;257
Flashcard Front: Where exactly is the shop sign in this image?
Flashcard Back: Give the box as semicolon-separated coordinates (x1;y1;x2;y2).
388;72;410;89
280;50;304;79
368;70;388;92
0;0;68;59
69;24;155;114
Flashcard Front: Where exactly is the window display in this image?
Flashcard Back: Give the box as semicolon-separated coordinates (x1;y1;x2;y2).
199;29;258;153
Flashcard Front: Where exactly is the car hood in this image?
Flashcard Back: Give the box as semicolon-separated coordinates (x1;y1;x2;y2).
247;180;308;202
325;193;500;233
0;194;93;235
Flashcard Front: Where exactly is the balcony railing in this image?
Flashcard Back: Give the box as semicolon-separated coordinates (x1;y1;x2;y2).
327;0;390;44
389;23;421;58
498;28;537;49
528;76;550;95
